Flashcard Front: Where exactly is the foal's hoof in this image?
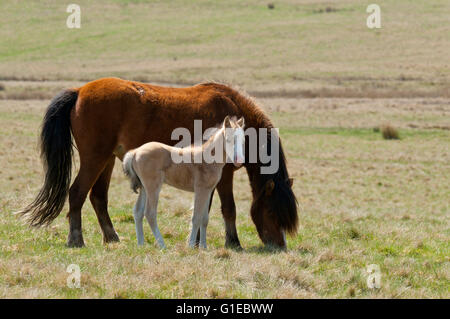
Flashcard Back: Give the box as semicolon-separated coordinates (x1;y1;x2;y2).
188;242;198;249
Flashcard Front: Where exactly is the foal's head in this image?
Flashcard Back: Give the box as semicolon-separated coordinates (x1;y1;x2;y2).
222;116;245;167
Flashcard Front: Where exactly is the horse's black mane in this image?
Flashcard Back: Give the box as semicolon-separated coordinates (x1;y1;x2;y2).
252;130;299;234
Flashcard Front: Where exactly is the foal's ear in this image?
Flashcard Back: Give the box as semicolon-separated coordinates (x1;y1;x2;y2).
237;116;245;128
265;179;275;196
223;115;231;128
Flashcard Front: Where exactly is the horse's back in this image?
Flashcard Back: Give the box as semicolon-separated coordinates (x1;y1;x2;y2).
78;77;230;103
71;77;253;160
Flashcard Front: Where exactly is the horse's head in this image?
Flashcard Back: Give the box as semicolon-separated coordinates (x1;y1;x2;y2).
250;175;296;249
244;128;298;249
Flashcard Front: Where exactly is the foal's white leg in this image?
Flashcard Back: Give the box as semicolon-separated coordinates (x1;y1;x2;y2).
144;185;166;249
133;190;146;246
189;189;212;249
199;190;213;249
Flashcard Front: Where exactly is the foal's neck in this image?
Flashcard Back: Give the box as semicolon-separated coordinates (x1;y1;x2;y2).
200;127;227;164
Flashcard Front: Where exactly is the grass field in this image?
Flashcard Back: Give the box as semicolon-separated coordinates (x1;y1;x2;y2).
0;97;448;298
0;0;449;298
1;0;449;95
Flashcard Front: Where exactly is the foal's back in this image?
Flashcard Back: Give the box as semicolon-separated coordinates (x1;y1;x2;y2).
133;142;221;193
133;142;172;171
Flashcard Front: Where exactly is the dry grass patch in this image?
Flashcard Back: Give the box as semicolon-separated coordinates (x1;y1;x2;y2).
381;124;400;140
215;248;231;259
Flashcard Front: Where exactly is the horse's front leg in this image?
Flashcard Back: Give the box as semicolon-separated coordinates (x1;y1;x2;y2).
216;166;241;249
133;189;146;246
189;189;211;248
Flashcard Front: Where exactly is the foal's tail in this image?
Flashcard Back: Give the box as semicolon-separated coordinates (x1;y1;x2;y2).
123;151;142;194
18;89;78;227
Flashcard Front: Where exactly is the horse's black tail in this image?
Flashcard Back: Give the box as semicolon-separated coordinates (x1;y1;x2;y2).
18;89;78;227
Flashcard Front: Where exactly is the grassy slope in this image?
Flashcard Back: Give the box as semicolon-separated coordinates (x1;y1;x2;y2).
0;0;449;93
0;98;448;298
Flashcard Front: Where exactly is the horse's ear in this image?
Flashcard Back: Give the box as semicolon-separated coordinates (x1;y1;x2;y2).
223;115;231;128
287;178;293;188
265;179;275;196
237;116;245;128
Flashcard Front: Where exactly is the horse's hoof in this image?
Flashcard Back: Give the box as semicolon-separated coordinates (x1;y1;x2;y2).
103;231;120;244
263;244;286;252
67;231;85;248
67;238;85;248
225;239;242;250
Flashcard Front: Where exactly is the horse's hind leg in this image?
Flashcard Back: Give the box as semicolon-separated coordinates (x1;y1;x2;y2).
89;156;120;244
133;190;146;246
68;159;109;247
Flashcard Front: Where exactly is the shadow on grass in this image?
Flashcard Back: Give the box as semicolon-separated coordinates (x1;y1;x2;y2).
244;245;286;255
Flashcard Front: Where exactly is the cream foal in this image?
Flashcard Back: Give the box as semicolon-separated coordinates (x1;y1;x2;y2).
123;116;245;249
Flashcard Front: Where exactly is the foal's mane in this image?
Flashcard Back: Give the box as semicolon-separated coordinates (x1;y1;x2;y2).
190;115;241;153
194;124;224;152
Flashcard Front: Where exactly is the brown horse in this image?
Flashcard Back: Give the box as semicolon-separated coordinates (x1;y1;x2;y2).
18;77;298;249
